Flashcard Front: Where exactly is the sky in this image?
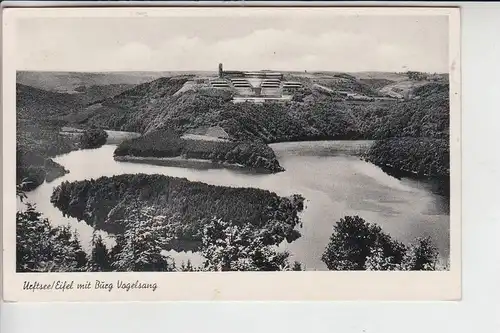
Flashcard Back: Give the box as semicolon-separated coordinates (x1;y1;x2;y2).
15;14;450;73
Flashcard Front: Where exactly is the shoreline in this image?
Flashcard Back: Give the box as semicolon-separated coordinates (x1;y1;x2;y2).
113;154;271;173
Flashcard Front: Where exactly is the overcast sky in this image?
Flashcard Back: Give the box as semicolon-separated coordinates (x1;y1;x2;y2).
16;14;449;73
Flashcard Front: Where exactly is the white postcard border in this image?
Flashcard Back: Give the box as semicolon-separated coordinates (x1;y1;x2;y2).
2;5;462;302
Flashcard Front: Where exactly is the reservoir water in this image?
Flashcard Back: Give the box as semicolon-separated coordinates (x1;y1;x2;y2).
19;140;450;270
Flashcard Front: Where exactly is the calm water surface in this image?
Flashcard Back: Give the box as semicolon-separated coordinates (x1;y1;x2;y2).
19;140;450;270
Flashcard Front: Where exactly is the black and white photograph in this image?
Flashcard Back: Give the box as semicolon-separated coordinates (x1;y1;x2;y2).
3;6;461;300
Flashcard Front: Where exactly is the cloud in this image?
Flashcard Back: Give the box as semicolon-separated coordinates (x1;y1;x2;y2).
16;21;448;72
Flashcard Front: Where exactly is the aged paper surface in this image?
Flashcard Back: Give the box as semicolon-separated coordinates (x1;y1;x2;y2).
2;5;461;302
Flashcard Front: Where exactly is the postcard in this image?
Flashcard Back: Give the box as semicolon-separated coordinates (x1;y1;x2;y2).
2;4;461;301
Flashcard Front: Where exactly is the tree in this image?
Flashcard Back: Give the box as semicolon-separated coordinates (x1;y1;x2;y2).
111;205;176;272
365;246;398;271
397;236;438;271
88;233;112;272
16;186;88;272
178;260;198;272
200;217;299;271
322;216;439;271
321;216;405;270
291;261;303;271
79;128;108;149
407;71;427;81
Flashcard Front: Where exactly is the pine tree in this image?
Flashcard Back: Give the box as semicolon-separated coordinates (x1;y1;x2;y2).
397;236;438;271
111;205;175;272
88;233;112;272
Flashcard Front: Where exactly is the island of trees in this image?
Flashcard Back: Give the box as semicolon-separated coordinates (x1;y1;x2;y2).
114;129;284;173
50;174;305;250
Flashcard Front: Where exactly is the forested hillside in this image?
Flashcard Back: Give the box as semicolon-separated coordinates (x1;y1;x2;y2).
16;82;129;190
364;83;450;193
65;76;193;132
16;71;450;192
16;83;81;119
16;128;75;191
73;84;136;105
58;73;449;191
50;174;305;250
367;138;450;177
70;74;448;143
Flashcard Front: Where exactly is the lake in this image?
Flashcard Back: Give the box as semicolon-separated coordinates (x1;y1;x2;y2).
19;139;450;271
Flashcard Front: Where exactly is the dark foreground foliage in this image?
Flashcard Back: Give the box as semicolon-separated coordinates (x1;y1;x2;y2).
17;199;439;272
17;186;302;272
199;217;302;271
322;216;439;271
18;184;441;273
16;193;87;272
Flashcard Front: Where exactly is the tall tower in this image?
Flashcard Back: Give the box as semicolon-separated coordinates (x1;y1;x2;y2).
218;63;223;78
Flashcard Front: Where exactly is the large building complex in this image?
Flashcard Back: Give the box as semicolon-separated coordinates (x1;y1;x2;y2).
211;63;303;103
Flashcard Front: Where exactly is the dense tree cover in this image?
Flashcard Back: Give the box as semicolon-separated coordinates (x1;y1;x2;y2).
17;121;77;157
322;216;439;271
200;217;302;271
79;128;108;149
16;80;145;191
16;122;74;191
18;73;449;145
87;234;112;272
86;213;304;273
50;174;305;250
73;83;136;105
72;74;448;145
16;136;72;191
16;188;87;272
114;129;284;173
366;137;450;178
74;77;193;132
17;184;303;272
16;83;80;120
85;210;304;272
111;204;177;272
16;83;81;191
44;73;448;156
412;82;449;98
350;87;449;140
359;86;450;193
